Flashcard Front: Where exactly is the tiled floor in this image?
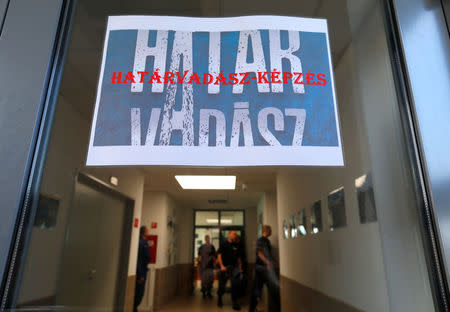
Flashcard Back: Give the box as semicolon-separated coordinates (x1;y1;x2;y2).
157;290;252;312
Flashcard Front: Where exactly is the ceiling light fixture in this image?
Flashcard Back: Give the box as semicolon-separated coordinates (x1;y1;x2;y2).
175;175;236;190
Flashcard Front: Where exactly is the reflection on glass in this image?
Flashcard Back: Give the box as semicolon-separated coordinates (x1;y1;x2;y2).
220;210;244;226
355;173;377;224
328;187;347;230
283;219;289;239
195;211;219;226
297;209;307;236
34;193;59;230
310;200;322;234
290;215;298;238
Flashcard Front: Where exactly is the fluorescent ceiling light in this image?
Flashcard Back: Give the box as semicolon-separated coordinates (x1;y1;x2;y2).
175;175;236;190
206;218;232;224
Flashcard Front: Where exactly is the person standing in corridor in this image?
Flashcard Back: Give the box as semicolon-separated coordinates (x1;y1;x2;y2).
198;234;216;299
134;226;151;312
217;230;243;310
249;225;280;312
234;234;248;298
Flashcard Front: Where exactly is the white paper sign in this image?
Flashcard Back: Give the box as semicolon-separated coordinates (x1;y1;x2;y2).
86;15;343;166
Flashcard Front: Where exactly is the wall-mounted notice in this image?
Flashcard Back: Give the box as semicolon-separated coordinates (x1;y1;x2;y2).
86;15;343;166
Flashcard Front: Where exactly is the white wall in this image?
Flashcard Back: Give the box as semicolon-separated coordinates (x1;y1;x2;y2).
141;191;172;268
176;204;194;264
276;1;434;311
17;95;145;303
277;169;388;312
245;206;257;263
277;40;390;311
140;191;192;311
140;191;193;268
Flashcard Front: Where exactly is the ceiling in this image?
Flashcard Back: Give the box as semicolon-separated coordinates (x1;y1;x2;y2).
142;166;276;209
58;0;372;209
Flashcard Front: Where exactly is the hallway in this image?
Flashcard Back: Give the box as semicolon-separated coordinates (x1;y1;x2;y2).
157;291;252;312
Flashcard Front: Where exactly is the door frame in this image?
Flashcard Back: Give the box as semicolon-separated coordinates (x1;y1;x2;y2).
70;172;135;311
0;0;76;309
192;209;246;262
380;0;450;309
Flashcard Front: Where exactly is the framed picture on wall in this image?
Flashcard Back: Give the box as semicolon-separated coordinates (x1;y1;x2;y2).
297;209;307;236
355;173;377;223
283;219;289;239
33;193;59;230
310;200;322;234
328;187;347;231
290;215;298;238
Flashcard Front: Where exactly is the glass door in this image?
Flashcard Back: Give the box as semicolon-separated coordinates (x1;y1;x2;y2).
2;0;450;311
193;210;245;262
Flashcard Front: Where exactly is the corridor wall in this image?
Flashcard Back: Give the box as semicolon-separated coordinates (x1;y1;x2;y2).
140;191;193;310
276;1;434;311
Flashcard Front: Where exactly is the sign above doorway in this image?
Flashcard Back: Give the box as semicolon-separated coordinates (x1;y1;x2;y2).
86;15;343;166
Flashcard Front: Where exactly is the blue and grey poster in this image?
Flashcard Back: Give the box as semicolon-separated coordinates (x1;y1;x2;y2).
86;16;343;166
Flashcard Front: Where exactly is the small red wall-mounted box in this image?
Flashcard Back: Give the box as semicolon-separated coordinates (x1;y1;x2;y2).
146;235;158;264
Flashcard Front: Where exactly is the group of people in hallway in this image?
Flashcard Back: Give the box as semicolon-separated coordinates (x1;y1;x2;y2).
133;224;280;312
197;226;280;311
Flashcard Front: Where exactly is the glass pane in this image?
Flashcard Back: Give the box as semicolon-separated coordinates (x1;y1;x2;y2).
282;219;289;239
12;0;436;311
220;211;244;226
195;211;219;226
355;173;377;224
290;215;298;238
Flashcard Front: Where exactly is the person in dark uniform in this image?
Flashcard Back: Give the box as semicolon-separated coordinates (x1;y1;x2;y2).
233;234;247;298
198;234;216;299
134;226;151;312
217;230;243;310
249;225;280;312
